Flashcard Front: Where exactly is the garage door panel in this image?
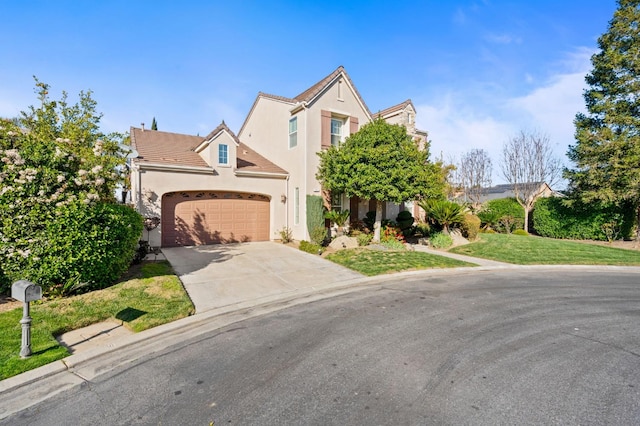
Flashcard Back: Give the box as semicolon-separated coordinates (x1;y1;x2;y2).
162;192;270;247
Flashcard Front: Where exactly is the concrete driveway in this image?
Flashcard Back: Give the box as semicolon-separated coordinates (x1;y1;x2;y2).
162;242;364;313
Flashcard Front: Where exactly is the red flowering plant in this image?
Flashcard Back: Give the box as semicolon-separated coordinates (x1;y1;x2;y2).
381;225;405;243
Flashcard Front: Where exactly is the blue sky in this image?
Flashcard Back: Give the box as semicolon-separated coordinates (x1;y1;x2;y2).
0;0;618;184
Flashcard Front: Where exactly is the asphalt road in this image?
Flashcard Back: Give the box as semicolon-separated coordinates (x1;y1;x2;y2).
4;269;640;425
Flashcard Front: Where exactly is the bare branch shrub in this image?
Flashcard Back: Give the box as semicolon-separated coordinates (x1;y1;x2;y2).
500;131;562;231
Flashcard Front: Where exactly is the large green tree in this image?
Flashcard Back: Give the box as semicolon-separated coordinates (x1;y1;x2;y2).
316;119;446;242
565;0;640;240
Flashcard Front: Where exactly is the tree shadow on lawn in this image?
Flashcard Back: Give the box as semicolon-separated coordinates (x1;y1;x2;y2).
115;307;147;323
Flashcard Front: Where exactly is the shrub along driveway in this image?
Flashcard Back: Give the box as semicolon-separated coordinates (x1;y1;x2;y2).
162;242;364;313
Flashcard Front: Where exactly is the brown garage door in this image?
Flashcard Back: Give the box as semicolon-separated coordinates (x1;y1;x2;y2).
161;191;270;247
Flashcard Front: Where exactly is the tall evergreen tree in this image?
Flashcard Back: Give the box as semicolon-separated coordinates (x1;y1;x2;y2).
151;117;158;131
565;0;640;240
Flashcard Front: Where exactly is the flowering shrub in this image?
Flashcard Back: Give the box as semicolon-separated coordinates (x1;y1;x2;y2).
379;225;406;250
381;225;404;243
9;201;143;295
0;80;138;294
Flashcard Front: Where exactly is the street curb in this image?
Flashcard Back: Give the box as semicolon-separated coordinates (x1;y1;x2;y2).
0;360;67;393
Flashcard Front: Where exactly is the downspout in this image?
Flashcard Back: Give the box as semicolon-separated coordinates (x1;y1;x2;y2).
285;175;290;229
303;102;308;239
136;164;142;213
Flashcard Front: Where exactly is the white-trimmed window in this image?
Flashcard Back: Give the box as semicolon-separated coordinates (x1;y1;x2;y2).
218;144;228;165
289;117;297;148
331;192;343;211
331;118;342;146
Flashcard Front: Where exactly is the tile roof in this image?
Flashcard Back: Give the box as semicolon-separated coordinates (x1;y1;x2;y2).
372;99;415;119
239;66;374;136
131;127;208;168
483;182;547;194
131;126;287;175
256;91;296;104
293;66;345;102
293;66;373;117
201;120;241;145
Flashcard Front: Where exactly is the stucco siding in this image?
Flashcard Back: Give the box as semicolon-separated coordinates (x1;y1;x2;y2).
302;78;371;236
133;167;286;247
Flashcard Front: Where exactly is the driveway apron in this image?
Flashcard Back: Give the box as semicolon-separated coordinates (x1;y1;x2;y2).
162;242;364;313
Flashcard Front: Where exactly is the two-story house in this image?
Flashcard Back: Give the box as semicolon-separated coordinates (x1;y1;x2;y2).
130;66;429;247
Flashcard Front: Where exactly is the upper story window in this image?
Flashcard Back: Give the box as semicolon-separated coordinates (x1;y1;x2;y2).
289;117;297;148
331;118;342;146
218;143;229;165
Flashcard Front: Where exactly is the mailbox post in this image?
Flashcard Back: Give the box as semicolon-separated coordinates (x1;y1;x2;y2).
11;280;42;358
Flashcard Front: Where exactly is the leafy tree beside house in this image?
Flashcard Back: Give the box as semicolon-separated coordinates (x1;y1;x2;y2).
565;0;640;241
0;80;142;295
316;119;446;242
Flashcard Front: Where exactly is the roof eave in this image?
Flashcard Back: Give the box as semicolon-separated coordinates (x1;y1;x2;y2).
135;162;215;174
235;169;289;179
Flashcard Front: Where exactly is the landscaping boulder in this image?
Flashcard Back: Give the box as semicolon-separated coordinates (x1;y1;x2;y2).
450;229;470;247
329;236;359;250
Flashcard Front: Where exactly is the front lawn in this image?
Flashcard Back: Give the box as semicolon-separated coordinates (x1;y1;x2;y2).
0;261;194;380
326;248;476;276
450;233;640;265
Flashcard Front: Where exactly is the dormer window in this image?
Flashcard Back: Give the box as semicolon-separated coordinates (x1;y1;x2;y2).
218;144;229;165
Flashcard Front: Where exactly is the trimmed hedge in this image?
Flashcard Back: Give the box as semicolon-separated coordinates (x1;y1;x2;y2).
532;197;634;241
461;214;481;240
395;210;414;234
478;198;524;232
306;195;325;236
1;202;143;295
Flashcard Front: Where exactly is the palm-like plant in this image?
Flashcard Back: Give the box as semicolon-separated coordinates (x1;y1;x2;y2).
419;199;465;234
477;209;501;231
325;209;350;227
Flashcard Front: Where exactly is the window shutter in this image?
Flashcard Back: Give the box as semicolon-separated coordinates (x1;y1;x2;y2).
350;116;359;135
321;110;331;149
350;196;359;222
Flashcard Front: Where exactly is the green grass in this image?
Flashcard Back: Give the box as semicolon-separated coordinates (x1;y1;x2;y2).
0;261;194;380
450;233;640;265
326;248;476;276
